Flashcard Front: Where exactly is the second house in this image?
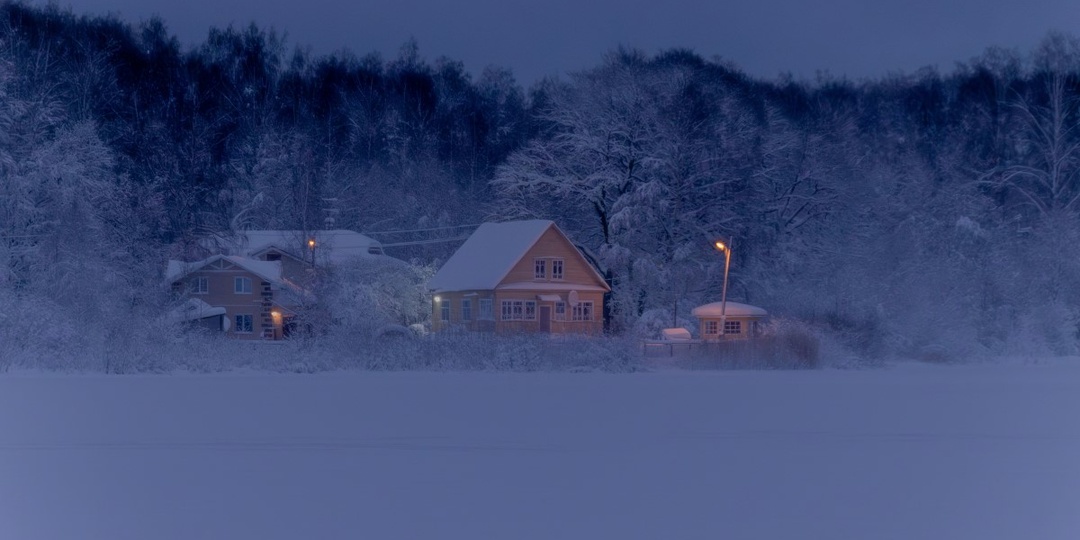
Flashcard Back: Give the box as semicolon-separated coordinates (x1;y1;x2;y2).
428;220;609;334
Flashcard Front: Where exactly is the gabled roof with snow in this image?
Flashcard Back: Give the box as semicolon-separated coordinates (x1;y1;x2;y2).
429;220;607;293
691;301;768;318
208;230;386;265
165;254;287;286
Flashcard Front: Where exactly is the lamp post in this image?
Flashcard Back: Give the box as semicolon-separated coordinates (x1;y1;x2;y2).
307;238;316;266
713;240;731;340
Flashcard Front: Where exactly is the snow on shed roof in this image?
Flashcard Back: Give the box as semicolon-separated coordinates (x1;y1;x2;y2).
428;220;555;292
206;230;387;265
165;298;226;323
691;301;768;318
165;254;286;285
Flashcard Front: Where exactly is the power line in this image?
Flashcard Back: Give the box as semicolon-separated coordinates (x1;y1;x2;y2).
364;223;482;236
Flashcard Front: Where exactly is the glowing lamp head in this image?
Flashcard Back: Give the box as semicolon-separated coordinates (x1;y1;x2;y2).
714;241;727;252
307;238;316;249
434;295;442;303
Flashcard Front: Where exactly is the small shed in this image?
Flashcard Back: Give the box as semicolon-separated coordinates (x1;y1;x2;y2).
691;301;768;340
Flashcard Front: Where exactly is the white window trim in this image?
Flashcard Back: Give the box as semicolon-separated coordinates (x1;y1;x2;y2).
190;277;208;295
571;301;594;322
501;300;533;321
234;276;252;294
724;320;742;335
551;259;565;281
479;299;494;321
554;302;566;321
440;299;451;323
461;299;472;321
705;320;719;335
235;314;254;334
534;258;546;280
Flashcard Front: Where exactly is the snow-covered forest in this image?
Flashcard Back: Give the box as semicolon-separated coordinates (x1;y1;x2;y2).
3;2;1080;368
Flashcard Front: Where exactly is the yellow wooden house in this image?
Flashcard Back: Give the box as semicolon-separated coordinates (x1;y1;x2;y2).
428;220;609;334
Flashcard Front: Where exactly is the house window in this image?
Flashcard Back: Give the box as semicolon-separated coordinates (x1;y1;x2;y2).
234;277;252;294
501;300;527;321
555;302;566;321
524;301;537;321
479;299;493;320
705;320;719;335
551;259;564;280
534;258;546;279
461;299;472;321
572;301;593;321
264;253;281;262
189;277;208;295
440;299;451;323
235;314;253;333
724;320;742;335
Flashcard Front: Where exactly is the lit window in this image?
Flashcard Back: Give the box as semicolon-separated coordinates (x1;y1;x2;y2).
234;277;252;294
479;299;493;320
534;258;546;279
551;259;564;280
724;320;742;335
189;277;208;294
235;314;253;333
461;299;472;321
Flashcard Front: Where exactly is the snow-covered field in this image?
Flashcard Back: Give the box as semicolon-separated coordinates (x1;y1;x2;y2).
2;362;1078;539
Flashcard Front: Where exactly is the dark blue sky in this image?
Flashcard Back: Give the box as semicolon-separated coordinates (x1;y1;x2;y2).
46;0;1080;84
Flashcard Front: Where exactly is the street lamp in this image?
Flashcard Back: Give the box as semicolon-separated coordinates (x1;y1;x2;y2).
307;238;316;266
713;240;731;340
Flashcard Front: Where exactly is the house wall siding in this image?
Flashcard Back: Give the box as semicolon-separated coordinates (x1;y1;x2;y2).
174;265;281;340
697;316;764;340
502;227;607;288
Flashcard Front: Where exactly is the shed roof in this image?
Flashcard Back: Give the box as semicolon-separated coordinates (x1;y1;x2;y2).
691;301;768;318
207;229;386;265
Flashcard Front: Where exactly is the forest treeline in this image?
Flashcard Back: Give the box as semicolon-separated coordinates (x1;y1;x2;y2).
3;1;1080;363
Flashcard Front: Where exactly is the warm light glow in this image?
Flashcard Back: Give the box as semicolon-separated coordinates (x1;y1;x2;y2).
434;296;441;303
271;311;282;321
307;238;316;249
714;241;727;251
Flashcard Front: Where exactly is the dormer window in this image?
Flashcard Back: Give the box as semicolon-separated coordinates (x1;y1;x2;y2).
264;252;281;262
534;258;546;279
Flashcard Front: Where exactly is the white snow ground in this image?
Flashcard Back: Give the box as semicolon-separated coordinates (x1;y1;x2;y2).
1;362;1078;539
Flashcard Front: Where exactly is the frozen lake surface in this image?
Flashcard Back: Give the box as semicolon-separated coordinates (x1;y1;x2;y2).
2;361;1079;539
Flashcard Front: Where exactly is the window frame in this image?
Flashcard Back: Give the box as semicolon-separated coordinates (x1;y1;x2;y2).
554;302;566;321
534;258;546;280
461;298;472;321
189;276;208;295
705;320;719;335
572;301;594;322
724;320;742;335
551;259;564;280
440;299;451;323
235;314;254;334
234;276;253;294
479;299;494;320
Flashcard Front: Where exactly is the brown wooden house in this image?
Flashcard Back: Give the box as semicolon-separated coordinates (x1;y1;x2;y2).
166;255;306;340
428;220;610;335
